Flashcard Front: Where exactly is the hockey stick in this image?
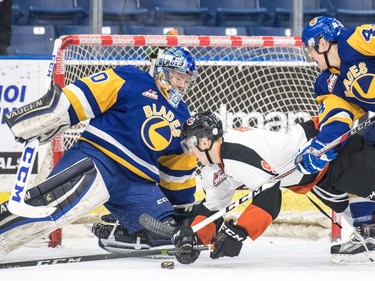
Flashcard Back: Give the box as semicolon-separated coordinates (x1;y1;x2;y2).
7;39;63;218
140;115;375;237
0;245;211;269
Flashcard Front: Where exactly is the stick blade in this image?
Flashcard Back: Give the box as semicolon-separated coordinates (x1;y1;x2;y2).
139;214;176;238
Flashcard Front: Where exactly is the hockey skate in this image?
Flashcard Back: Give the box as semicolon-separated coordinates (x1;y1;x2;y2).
331;224;375;264
92;216;173;254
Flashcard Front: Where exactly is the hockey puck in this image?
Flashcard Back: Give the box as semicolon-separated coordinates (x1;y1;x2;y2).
161;261;175;269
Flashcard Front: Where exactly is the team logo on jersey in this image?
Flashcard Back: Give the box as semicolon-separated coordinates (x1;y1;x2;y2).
261;160;276;175
213;170;227;187
186;116;195;126
141;116;172;151
327;74;338;93
142;89;158;100
142;104;181;151
343;62;375;103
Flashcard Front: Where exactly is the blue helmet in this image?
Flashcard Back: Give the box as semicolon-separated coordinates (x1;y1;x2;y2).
302;16;344;48
154;47;197;108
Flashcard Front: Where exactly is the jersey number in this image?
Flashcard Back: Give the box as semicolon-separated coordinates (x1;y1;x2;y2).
361;28;375;42
90;72;109;83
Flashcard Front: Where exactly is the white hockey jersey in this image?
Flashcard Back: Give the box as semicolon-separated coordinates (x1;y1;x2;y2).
200;123;310;210
193;121;321;242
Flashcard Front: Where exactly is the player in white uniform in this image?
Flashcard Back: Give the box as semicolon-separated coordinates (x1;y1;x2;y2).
171;112;375;264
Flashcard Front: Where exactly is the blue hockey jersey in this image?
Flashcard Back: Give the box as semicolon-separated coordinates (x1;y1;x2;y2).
312;24;375;143
62;65;197;205
314;71;365;143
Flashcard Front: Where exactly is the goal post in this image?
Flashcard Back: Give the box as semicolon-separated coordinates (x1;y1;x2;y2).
41;34;340;245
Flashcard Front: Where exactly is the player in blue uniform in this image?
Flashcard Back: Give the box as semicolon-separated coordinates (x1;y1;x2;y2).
0;47;198;256
296;16;375;173
295;16;375;264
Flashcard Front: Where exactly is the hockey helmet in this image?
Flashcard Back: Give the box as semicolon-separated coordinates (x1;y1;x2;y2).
181;112;223;154
302;16;344;49
154;47;197;108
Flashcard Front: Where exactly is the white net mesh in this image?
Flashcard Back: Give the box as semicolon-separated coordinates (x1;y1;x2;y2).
39;35;336;239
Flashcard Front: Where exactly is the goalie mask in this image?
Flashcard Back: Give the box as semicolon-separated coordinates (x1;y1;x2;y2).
181;112;223;155
154;47;197;108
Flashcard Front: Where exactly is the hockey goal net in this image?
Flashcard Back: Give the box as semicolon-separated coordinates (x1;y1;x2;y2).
37;34;340;245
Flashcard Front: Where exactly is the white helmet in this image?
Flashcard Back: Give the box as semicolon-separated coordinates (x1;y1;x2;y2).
154;47;197;108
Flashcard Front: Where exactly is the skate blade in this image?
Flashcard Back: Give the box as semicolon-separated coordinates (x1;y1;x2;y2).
331;252;375;265
100;239;173;259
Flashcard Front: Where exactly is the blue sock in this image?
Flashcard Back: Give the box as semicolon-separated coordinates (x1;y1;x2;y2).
350;201;375;227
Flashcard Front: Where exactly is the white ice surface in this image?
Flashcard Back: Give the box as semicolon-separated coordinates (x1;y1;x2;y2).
0;222;373;281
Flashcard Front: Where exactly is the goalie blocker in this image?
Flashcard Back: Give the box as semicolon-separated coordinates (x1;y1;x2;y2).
4;84;71;144
0;158;109;256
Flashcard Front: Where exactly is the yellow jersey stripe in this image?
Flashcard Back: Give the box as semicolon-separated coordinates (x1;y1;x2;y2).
158;154;197;170
63;86;87;121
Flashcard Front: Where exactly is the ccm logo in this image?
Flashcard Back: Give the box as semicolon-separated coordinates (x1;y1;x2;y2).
11;146;36;202
157;197;169;204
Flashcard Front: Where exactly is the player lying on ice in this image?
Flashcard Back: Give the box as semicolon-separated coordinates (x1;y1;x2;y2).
170;111;375;265
0;46;199;257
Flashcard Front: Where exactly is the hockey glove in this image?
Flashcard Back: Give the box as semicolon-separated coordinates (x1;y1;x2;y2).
210;220;248;259
171;226;200;264
295;137;337;175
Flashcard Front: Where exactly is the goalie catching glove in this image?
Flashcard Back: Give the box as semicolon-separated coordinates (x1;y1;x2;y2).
210;220;248;259
4;84;71;144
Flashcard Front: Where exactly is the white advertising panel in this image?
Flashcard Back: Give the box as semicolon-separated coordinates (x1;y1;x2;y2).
0;59;49;191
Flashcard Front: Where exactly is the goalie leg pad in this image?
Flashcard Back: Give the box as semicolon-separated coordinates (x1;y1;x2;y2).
4;84;71;144
0;158;109;257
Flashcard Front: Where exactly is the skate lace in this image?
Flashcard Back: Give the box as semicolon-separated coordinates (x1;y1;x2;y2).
350;227;371;253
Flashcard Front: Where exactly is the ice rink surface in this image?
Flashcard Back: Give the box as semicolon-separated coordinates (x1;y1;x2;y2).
0;224;373;281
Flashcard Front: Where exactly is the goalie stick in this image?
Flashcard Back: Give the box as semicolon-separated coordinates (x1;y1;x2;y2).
7;38;63;218
0;244;211;269
140;115;375;238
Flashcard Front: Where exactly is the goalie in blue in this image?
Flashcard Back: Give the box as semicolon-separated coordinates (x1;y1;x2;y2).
1;46;198;256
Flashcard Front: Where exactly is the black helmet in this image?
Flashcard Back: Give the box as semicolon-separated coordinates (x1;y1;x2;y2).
181;112;223;153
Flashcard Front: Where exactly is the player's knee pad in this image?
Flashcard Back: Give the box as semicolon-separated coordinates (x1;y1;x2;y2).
0;158;109;256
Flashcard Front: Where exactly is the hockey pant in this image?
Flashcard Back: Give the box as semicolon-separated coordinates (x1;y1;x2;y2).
50;141;175;234
316;134;375;203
